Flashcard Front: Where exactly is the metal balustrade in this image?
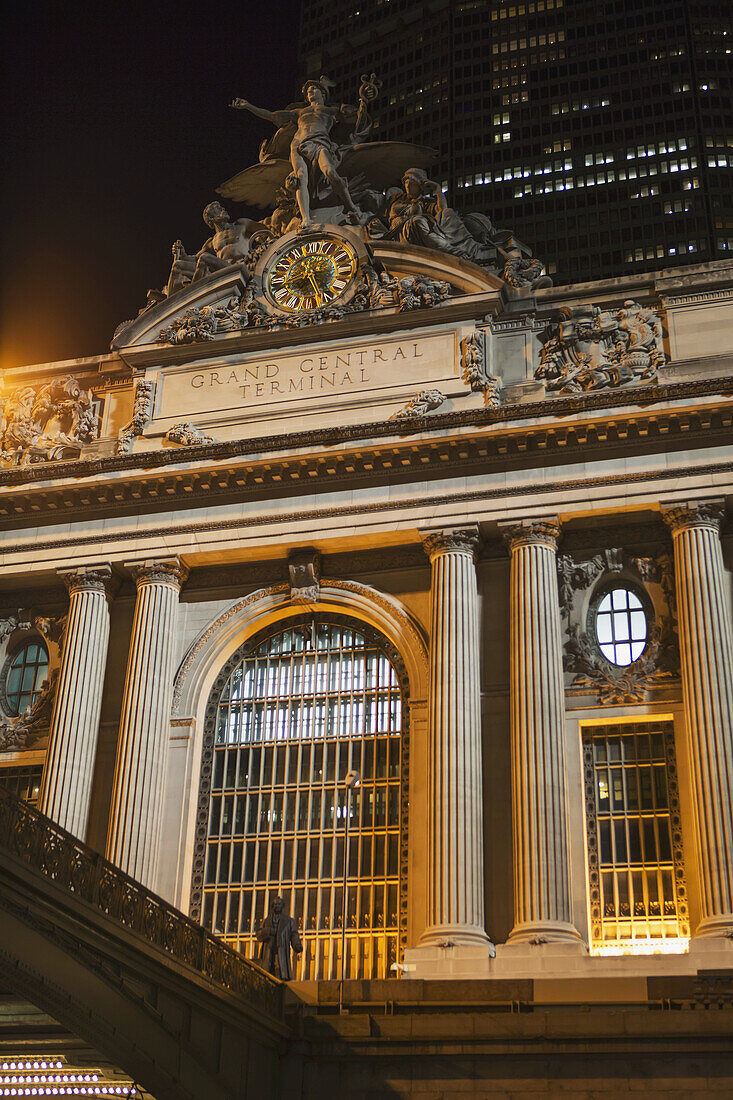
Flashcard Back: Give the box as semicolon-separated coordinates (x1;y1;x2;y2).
0;785;282;1020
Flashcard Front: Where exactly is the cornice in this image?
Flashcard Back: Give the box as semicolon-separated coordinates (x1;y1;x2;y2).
0;372;731;493
2;458;730;560
0;397;730;526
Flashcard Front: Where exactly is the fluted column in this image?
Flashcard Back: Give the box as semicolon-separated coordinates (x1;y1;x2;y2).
502;519;581;944
419;527;488;946
663;501;733;938
39;565;116;839
106;558;188;888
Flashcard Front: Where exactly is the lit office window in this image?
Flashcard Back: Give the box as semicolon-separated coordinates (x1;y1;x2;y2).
194;618;406;980
0;764;44;806
584;721;689;956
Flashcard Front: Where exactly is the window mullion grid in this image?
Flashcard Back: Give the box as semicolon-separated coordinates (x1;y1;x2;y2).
202;621;403;979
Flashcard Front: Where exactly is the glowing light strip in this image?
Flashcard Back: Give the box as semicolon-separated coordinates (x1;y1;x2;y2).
591;937;689;957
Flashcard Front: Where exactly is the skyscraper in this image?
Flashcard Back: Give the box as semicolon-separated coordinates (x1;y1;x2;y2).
299;0;733;282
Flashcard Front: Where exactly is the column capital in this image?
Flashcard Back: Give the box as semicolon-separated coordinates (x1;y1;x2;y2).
127;557;189;590
421;526;479;561
662;500;725;537
500;517;560;552
58;564;118;598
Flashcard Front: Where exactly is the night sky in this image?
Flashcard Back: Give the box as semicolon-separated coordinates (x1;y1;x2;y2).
2;0;302;370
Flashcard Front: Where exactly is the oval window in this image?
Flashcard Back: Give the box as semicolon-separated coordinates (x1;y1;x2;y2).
594;587;648;666
4;640;50;716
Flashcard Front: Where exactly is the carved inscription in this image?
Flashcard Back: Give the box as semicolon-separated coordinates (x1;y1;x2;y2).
157;332;456;419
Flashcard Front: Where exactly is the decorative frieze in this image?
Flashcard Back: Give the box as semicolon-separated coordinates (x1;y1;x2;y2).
0;609;65;645
389;389;445;420
164;422;218;447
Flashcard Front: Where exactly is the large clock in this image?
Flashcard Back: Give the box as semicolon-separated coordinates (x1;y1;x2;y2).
265;236;358;312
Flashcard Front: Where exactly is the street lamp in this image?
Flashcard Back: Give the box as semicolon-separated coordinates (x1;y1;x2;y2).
340;768;360;1013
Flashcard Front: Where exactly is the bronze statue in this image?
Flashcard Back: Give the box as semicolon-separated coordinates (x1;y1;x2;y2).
257;896;302;980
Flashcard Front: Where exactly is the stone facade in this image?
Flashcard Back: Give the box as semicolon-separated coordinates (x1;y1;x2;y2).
1;235;733;1093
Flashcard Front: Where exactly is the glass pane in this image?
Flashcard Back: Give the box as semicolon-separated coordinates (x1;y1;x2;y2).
612;612;630;642
629;610;647;641
612;589;628;611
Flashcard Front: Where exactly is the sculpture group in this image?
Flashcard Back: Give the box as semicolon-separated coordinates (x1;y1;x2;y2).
536;300;666;394
133;72;550;329
0;376;98;467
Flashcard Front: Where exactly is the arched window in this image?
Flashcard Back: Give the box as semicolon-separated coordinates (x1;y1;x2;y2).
3;639;49;716
191;615;408;981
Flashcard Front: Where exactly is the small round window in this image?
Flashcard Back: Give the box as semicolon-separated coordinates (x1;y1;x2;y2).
594;586;648;666
4;640;49;716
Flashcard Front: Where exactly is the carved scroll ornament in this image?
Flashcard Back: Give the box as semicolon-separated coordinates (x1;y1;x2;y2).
390;389;445;420
165;423;218;447
0;376;98;466
536;299;667;394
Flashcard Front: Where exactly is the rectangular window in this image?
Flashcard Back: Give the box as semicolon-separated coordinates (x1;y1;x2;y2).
583;719;689;956
0;764;44;806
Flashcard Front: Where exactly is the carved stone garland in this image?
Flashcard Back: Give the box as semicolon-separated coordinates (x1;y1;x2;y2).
156;268;452;346
460;330;502;410
116;377;156;455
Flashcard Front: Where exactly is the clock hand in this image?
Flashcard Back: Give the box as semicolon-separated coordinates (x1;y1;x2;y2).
308;273;323;306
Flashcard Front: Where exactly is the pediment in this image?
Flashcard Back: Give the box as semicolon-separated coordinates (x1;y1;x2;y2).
112;232;502;352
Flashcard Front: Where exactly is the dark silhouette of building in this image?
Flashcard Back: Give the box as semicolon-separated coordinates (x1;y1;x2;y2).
299;0;733;282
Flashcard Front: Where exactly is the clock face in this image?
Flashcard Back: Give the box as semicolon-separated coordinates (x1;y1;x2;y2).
266;237;357;312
